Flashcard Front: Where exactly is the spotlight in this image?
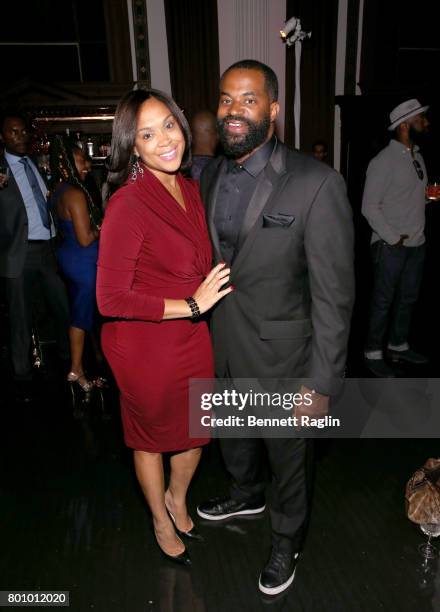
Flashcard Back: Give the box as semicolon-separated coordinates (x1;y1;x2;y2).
280;16;298;40
280;16;311;46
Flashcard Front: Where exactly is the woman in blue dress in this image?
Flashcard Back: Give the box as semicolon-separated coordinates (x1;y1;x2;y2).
51;136;102;391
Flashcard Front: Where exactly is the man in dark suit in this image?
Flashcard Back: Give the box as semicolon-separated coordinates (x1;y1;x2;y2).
196;60;355;595
0;111;70;401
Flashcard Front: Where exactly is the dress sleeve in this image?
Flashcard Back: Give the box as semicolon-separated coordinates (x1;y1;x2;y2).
96;191;165;322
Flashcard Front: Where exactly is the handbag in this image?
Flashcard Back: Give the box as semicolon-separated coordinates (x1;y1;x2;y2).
405;457;440;524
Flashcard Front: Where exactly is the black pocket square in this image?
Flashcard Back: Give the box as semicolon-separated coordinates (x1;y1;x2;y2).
263;213;295;228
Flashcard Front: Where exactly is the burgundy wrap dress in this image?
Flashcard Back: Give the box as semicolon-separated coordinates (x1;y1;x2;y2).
96;169;213;452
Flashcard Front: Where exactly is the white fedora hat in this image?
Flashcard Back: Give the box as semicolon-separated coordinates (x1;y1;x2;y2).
388;99;429;131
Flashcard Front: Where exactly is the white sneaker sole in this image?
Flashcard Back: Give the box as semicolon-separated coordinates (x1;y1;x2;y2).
258;563;297;596
196;505;265;521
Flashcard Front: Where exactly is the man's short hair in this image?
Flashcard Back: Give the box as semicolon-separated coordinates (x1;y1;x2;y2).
312;140;328;152
0;109;27;134
221;59;279;102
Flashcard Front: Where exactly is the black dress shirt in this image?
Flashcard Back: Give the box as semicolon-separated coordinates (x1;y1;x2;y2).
214;137;275;263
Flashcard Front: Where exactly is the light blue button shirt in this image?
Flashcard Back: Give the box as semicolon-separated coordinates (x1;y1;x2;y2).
5;151;56;240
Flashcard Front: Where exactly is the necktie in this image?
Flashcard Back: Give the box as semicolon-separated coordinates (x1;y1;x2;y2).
19;157;50;229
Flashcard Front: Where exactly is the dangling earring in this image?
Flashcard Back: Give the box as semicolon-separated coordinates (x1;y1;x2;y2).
130;157;144;182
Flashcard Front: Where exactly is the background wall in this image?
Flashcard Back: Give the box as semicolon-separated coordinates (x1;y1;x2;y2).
217;0;286;139
145;0;171;94
164;0;220;120
2;0;438;176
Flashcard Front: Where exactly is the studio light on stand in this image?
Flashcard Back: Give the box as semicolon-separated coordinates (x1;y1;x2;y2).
280;16;311;150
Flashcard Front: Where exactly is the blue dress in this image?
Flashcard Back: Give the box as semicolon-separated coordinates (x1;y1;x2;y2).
55;187;99;332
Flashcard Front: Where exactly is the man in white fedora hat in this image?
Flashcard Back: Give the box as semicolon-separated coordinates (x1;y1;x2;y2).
362;99;430;377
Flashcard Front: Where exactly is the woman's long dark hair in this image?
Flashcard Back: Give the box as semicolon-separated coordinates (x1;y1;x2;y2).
106;88;192;189
50;135;102;230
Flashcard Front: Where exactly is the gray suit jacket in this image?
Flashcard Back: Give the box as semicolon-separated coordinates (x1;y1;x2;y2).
200;140;355;396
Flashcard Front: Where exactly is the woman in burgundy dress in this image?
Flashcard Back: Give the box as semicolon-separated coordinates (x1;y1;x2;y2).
96;89;231;565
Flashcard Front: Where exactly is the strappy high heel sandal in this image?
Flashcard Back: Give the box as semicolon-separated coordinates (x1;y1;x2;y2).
92;376;108;389
67;371;94;393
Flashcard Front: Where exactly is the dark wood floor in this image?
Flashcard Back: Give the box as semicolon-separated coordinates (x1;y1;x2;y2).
1;211;440;612
0;367;439;612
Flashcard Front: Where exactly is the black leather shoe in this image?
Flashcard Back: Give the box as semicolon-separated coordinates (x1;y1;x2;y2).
167;509;204;542
154;531;191;566
387;348;428;365
14;381;35;404
364;358;396;377
197;496;265;521
258;549;300;596
160;547;192;566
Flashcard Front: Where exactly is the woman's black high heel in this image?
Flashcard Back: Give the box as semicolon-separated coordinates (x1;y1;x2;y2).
166;508;204;543
154;530;192;566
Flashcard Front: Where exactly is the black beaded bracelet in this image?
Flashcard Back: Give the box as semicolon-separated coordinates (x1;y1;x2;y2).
185;296;201;320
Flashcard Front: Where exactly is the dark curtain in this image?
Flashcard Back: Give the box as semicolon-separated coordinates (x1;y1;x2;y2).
164;0;220;121
284;0;338;161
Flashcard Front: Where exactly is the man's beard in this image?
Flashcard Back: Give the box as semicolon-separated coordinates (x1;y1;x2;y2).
217;114;271;158
409;126;428;147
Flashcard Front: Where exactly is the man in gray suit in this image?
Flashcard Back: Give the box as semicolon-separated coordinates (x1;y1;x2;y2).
197;60;354;595
0;111;69;401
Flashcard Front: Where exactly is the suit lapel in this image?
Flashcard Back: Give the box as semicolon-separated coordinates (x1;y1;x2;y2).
236;174;272;251
233;143;289;272
1;157;25;209
206;158;227;262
